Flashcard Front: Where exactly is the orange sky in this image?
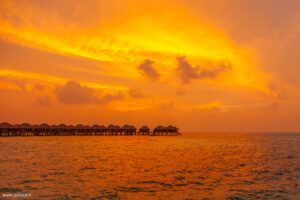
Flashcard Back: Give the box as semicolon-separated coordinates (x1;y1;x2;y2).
0;0;300;132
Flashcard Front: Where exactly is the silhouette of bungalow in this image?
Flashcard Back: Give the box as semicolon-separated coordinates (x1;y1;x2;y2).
153;125;164;136
121;125;130;135
139;126;150;135
99;125;106;135
49;125;58;136
129;125;136;135
67;125;75;135
107;124;115;136
58;124;68;136
166;125;180;135
0;122;12;136
39;123;50;136
76;124;86;135
114;125;121;136
91;124;100;135
83;125;91;136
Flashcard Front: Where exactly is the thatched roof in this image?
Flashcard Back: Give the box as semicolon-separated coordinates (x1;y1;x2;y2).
154;125;165;130
122;124;130;129
20;123;32;128
40;123;50;128
107;124;115;129
50;125;58;129
13;124;22;129
82;125;89;129
92;124;100;129
99;125;106;129
67;125;75;129
75;124;85;129
129;125;136;130
58;124;68;128
32;124;40;129
166;125;178;130
0;122;12;128
139;125;150;130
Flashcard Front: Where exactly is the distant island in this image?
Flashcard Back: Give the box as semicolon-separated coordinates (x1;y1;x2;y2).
0;123;180;136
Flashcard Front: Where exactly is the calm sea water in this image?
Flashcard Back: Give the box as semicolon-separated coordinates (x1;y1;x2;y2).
0;133;299;199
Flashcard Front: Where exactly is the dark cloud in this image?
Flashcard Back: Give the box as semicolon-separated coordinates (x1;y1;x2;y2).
55;81;123;104
128;88;146;98
176;56;232;84
138;59;160;81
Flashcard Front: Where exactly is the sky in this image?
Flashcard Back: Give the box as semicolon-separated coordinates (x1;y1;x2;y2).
0;0;300;132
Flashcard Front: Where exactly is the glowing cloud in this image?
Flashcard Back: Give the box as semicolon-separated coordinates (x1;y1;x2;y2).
0;0;272;93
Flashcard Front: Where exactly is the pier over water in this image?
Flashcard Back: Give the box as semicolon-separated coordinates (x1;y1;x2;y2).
0;123;181;137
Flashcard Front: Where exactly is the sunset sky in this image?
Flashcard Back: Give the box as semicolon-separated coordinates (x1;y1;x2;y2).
0;0;300;132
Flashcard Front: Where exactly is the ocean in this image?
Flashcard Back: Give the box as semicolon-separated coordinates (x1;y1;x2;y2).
0;133;299;199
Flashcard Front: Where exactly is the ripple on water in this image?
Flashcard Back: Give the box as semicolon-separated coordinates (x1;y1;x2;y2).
0;187;23;193
0;133;299;199
80;167;97;170
20;180;40;184
91;190;120;200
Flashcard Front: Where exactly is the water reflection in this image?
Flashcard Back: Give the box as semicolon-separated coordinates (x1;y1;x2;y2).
0;133;299;199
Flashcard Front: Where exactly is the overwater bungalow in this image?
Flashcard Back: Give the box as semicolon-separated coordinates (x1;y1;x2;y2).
50;125;58;136
128;125;136;135
166;125;180;136
107;124;115;136
99;125;106;135
58;124;68;136
121;125;130;135
139;126;150;135
153;125;164;136
153;125;180;136
75;124;85;135
67;125;75;136
39;123;50;136
91;124;100;135
0;122;13;136
114;125;121;136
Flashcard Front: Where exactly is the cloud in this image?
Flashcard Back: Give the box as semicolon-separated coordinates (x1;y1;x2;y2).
128;88;146;98
176;56;232;84
138;59;160;81
55;81;97;104
98;91;123;104
55;81;123;104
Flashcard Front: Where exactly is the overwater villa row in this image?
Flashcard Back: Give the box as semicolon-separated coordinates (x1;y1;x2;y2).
0;122;180;136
